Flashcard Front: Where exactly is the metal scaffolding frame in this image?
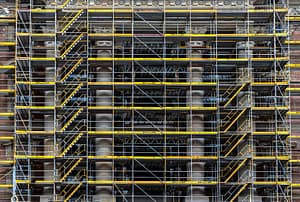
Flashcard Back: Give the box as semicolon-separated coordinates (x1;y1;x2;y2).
0;0;294;201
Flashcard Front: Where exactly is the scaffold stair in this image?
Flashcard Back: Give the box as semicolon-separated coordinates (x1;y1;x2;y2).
230;183;248;202
224;133;248;157
222;108;247;133
60;107;83;132
60;58;84;82
60;158;83;182
64;182;82;202
60;82;83;106
223;158;248;183
60;33;84;58
60;9;83;34
223;83;248;107
59;0;73;9
56;182;83;202
59;132;84;157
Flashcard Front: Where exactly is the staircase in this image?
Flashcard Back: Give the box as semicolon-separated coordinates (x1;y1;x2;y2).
59;132;84;157
222;158;248;183
59;158;83;182
60;82;83;107
60;33;84;58
223;133;248;157
222;108;248;133
223;183;248;202
60;107;83;132
56;181;83;202
59;9;84;34
60;58;84;82
223;83;248;107
230;183;248;202
58;0;73;9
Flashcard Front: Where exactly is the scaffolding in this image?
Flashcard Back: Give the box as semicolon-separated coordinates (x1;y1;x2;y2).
0;0;293;201
287;0;300;201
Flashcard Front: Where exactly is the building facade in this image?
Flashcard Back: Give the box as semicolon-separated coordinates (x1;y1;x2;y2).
0;0;297;201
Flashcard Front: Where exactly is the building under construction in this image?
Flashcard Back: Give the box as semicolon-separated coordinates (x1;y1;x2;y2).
0;0;299;201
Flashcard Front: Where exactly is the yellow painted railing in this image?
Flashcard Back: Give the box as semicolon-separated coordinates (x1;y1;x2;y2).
223;108;248;133
59;132;84;157
224;83;248;107
60;108;83;132
60;9;83;33
230;184;248;202
60;158;83;182
60;33;84;58
61;83;83;107
224;133;248;157
224;159;248;183
60;58;84;82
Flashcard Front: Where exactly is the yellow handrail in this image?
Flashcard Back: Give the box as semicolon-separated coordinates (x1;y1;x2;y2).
60;158;83;181
61;58;84;82
224;133;248;157
230;183;248;202
64;182;83;202
59;0;72;9
60;9;83;33
224;159;248;183
60;33;84;58
223;108;247;133
60;108;83;132
224;83;248;107
59;132;84;157
61;83;83;107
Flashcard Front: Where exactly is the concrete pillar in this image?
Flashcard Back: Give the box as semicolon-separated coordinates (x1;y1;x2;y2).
188;90;204;106
187;41;204;58
41;22;52;33
186;186;209;202
187;138;205;156
0;192;10;201
44;138;54;156
95;114;113;131
0;118;12;131
44;0;55;8
96;90;112;106
97;50;112;58
191;67;203;82
95;162;112;180
94;186;114;202
44;91;54;106
186;25;209;34
45;67;55;82
96;40;112;58
95;138;112;156
93;25;112;33
191;0;211;7
189;114;204;132
43;162;54;181
96;66;112;82
187;162;205;181
44;41;55;58
94;113;113;200
236;41;255;58
44;115;54;132
40;186;53;202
